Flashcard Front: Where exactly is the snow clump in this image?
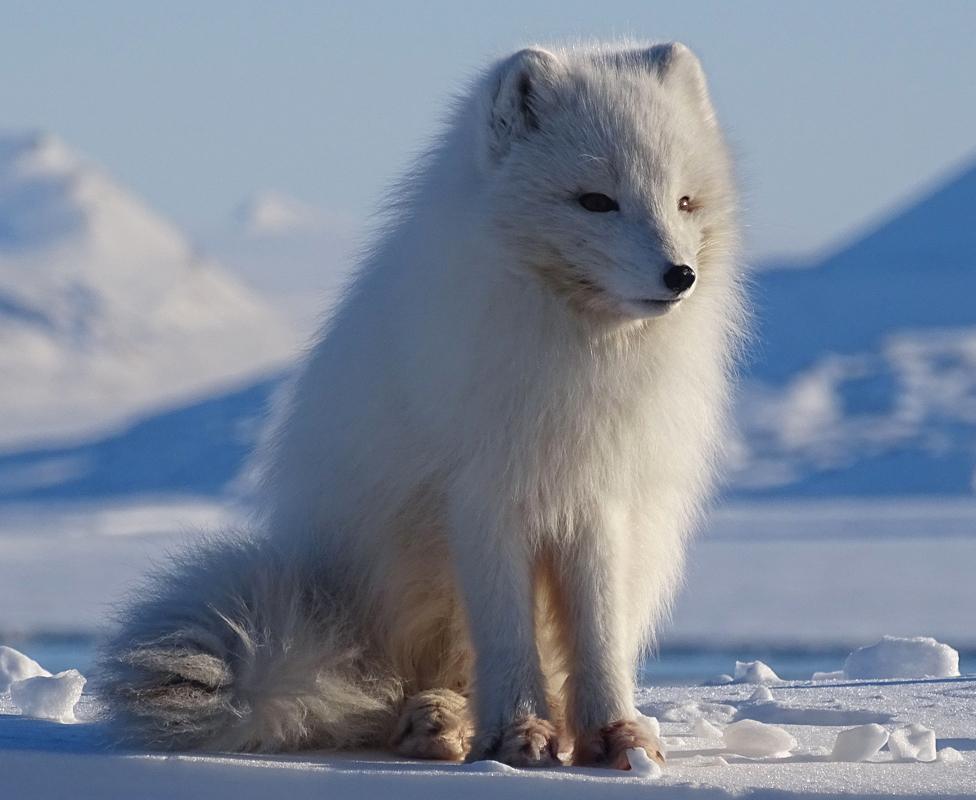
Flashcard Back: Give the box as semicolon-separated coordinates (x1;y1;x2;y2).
722;719;796;758
887;723;937;763
693;717;723;739
0;645;50;692
843;636;959;679
9;669;86;723
749;685;774;702
733;660;782;684
830;724;889;762
626;747;663;778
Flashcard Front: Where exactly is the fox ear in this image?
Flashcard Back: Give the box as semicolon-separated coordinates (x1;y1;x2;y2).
644;42;717;127
482;47;563;166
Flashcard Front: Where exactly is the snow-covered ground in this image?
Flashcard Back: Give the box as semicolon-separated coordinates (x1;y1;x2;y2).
0;641;972;799
1;496;974;652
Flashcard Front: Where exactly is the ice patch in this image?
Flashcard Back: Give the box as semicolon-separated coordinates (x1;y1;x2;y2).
843;636;960;679
733;660;782;684
722;719;796;758
830;724;889;762
0;645;51;692
887;723;937;763
9;669;86;723
692;717;723;739
625;748;663;779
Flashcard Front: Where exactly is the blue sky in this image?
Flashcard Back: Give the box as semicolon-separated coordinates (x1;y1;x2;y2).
2;0;974;260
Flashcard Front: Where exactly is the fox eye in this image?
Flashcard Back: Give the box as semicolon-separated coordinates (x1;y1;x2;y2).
578;193;619;213
678;195;694;212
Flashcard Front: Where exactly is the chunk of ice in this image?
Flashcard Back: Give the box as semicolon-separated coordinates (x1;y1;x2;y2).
830;724;889;762
705;674;734;686
9;669;86;723
843;636;959;680
0;645;51;692
887;723;937;763
937;747;964;764
693;717;722;739
722;719;796;758
625;748;663;778
734;660;782;684
749;686;774;702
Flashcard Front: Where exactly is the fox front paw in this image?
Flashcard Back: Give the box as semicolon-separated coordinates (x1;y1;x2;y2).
467;715;562;768
391;689;472;761
573;719;666;770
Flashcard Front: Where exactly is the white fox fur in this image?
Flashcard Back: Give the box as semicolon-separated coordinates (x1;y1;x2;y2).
99;41;746;768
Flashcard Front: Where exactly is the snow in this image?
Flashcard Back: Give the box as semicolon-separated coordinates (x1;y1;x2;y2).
0;676;976;800
749;685;774;702
0;647;973;797
830;724;889;762
669;498;976;648
0;131;297;448
692;717;722;739
624;747;663;778
2;497;975;650
0;644;50;691
734;660;782;684
888;723;937;763
938;746;964;764
721;719;796;759
2;646;86;723
843;636;960;680
733;159;976;498
812;670;845;681
9;669;85;723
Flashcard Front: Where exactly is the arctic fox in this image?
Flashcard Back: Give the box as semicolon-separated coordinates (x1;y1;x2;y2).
99;42;745;769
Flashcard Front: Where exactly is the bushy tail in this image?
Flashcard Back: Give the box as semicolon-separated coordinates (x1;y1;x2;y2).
97;535;402;752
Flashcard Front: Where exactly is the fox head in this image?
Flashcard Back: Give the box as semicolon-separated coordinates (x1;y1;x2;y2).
477;43;738;322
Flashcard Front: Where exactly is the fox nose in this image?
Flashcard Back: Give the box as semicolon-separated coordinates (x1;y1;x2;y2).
663;264;696;294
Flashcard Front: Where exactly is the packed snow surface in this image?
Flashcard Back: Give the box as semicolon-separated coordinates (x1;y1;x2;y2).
2;660;973;799
843;636;960;680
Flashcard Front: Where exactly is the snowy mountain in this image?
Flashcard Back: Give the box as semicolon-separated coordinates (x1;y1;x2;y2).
0;132;297;448
0;135;973;502
733;158;976;496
